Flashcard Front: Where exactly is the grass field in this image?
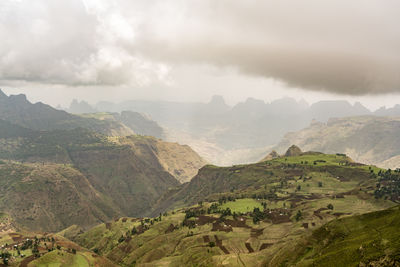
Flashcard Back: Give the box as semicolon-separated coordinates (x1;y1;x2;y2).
220;198;263;213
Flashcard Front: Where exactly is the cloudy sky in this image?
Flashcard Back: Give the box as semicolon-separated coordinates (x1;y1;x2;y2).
0;0;399;109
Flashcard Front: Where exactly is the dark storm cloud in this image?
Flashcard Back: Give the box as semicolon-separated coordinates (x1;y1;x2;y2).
0;0;399;95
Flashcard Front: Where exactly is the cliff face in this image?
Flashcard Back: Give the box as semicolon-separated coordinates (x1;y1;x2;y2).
0;123;206;231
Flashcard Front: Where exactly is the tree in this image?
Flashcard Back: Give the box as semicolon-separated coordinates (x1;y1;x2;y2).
295;210;302;221
209;241;216;248
318;182;323;187
327;204;334;210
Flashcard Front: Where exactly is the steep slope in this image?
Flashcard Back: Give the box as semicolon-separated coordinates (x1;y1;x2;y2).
0;121;205;231
0;230;117;266
0;89;132;136
151;150;392;216
0;162;116;232
273;116;400;169
74;153;398;266
260;150;280;161
276;206;400;266
81;111;165;139
117;136;207;183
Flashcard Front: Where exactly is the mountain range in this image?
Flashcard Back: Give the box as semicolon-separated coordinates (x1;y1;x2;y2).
0;90;206;232
1;89;400;266
67;95;400;166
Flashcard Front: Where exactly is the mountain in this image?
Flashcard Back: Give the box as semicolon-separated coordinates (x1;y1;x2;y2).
81;111;165;139
308;100;370;122
0;89;133;136
284;144;302;157
95;95;378;166
68;99;97;114
273;116;400;169
0;121;205;231
374;104;400;116
71;151;399;266
260;150;279;161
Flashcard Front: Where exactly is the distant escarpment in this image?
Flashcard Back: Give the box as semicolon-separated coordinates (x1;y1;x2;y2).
0;89;132;136
272;116;400;169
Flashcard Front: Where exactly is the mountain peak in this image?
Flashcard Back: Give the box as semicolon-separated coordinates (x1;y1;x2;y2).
8;93;28;103
209;95;226;106
284;145;302;157
0;89;7;99
261;150;280;161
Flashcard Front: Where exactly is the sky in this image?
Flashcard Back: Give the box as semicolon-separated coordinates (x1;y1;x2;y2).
0;0;399;110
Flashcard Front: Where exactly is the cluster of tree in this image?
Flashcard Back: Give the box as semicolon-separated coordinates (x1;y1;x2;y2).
251;192;277;200
185;208;205;219
1;251;11;265
374;169;400;202
218;196;236;204
252;207;266;224
295;210;303;221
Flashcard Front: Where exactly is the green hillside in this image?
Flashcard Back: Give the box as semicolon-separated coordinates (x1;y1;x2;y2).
71;152;399;266
0;229;117;266
152;151;388;215
276;206;400;266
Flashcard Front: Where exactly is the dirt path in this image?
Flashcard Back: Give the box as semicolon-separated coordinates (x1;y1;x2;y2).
245;242;254;253
20;255;35;267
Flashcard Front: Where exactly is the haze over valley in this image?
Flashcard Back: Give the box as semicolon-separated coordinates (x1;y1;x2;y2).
1;1;400;266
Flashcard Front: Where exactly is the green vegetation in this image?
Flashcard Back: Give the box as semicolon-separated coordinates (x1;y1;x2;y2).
220;198;263;213
67;152;399;266
283;206;400;266
0;231;116;266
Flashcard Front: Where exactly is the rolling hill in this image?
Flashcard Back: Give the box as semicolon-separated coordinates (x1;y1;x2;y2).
273;116;400;169
1;147;399;266
0;225;117;267
69;149;399;266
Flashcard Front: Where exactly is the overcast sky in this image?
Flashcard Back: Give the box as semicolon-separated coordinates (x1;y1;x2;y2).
0;0;399;109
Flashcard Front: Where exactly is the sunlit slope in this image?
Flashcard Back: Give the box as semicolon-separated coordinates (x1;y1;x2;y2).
275;206;400;266
152;151;386;215
74;152;399;266
0;230;116;267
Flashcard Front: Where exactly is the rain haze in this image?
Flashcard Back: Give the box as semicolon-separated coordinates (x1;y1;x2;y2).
0;0;399;109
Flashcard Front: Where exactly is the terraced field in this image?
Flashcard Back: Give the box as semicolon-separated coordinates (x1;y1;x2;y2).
2;152;399;266
0;231;116;266
71;153;399;266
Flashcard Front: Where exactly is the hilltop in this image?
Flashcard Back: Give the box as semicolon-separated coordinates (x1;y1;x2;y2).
0;227;117;266
273;116;400;169
152;149;388;214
